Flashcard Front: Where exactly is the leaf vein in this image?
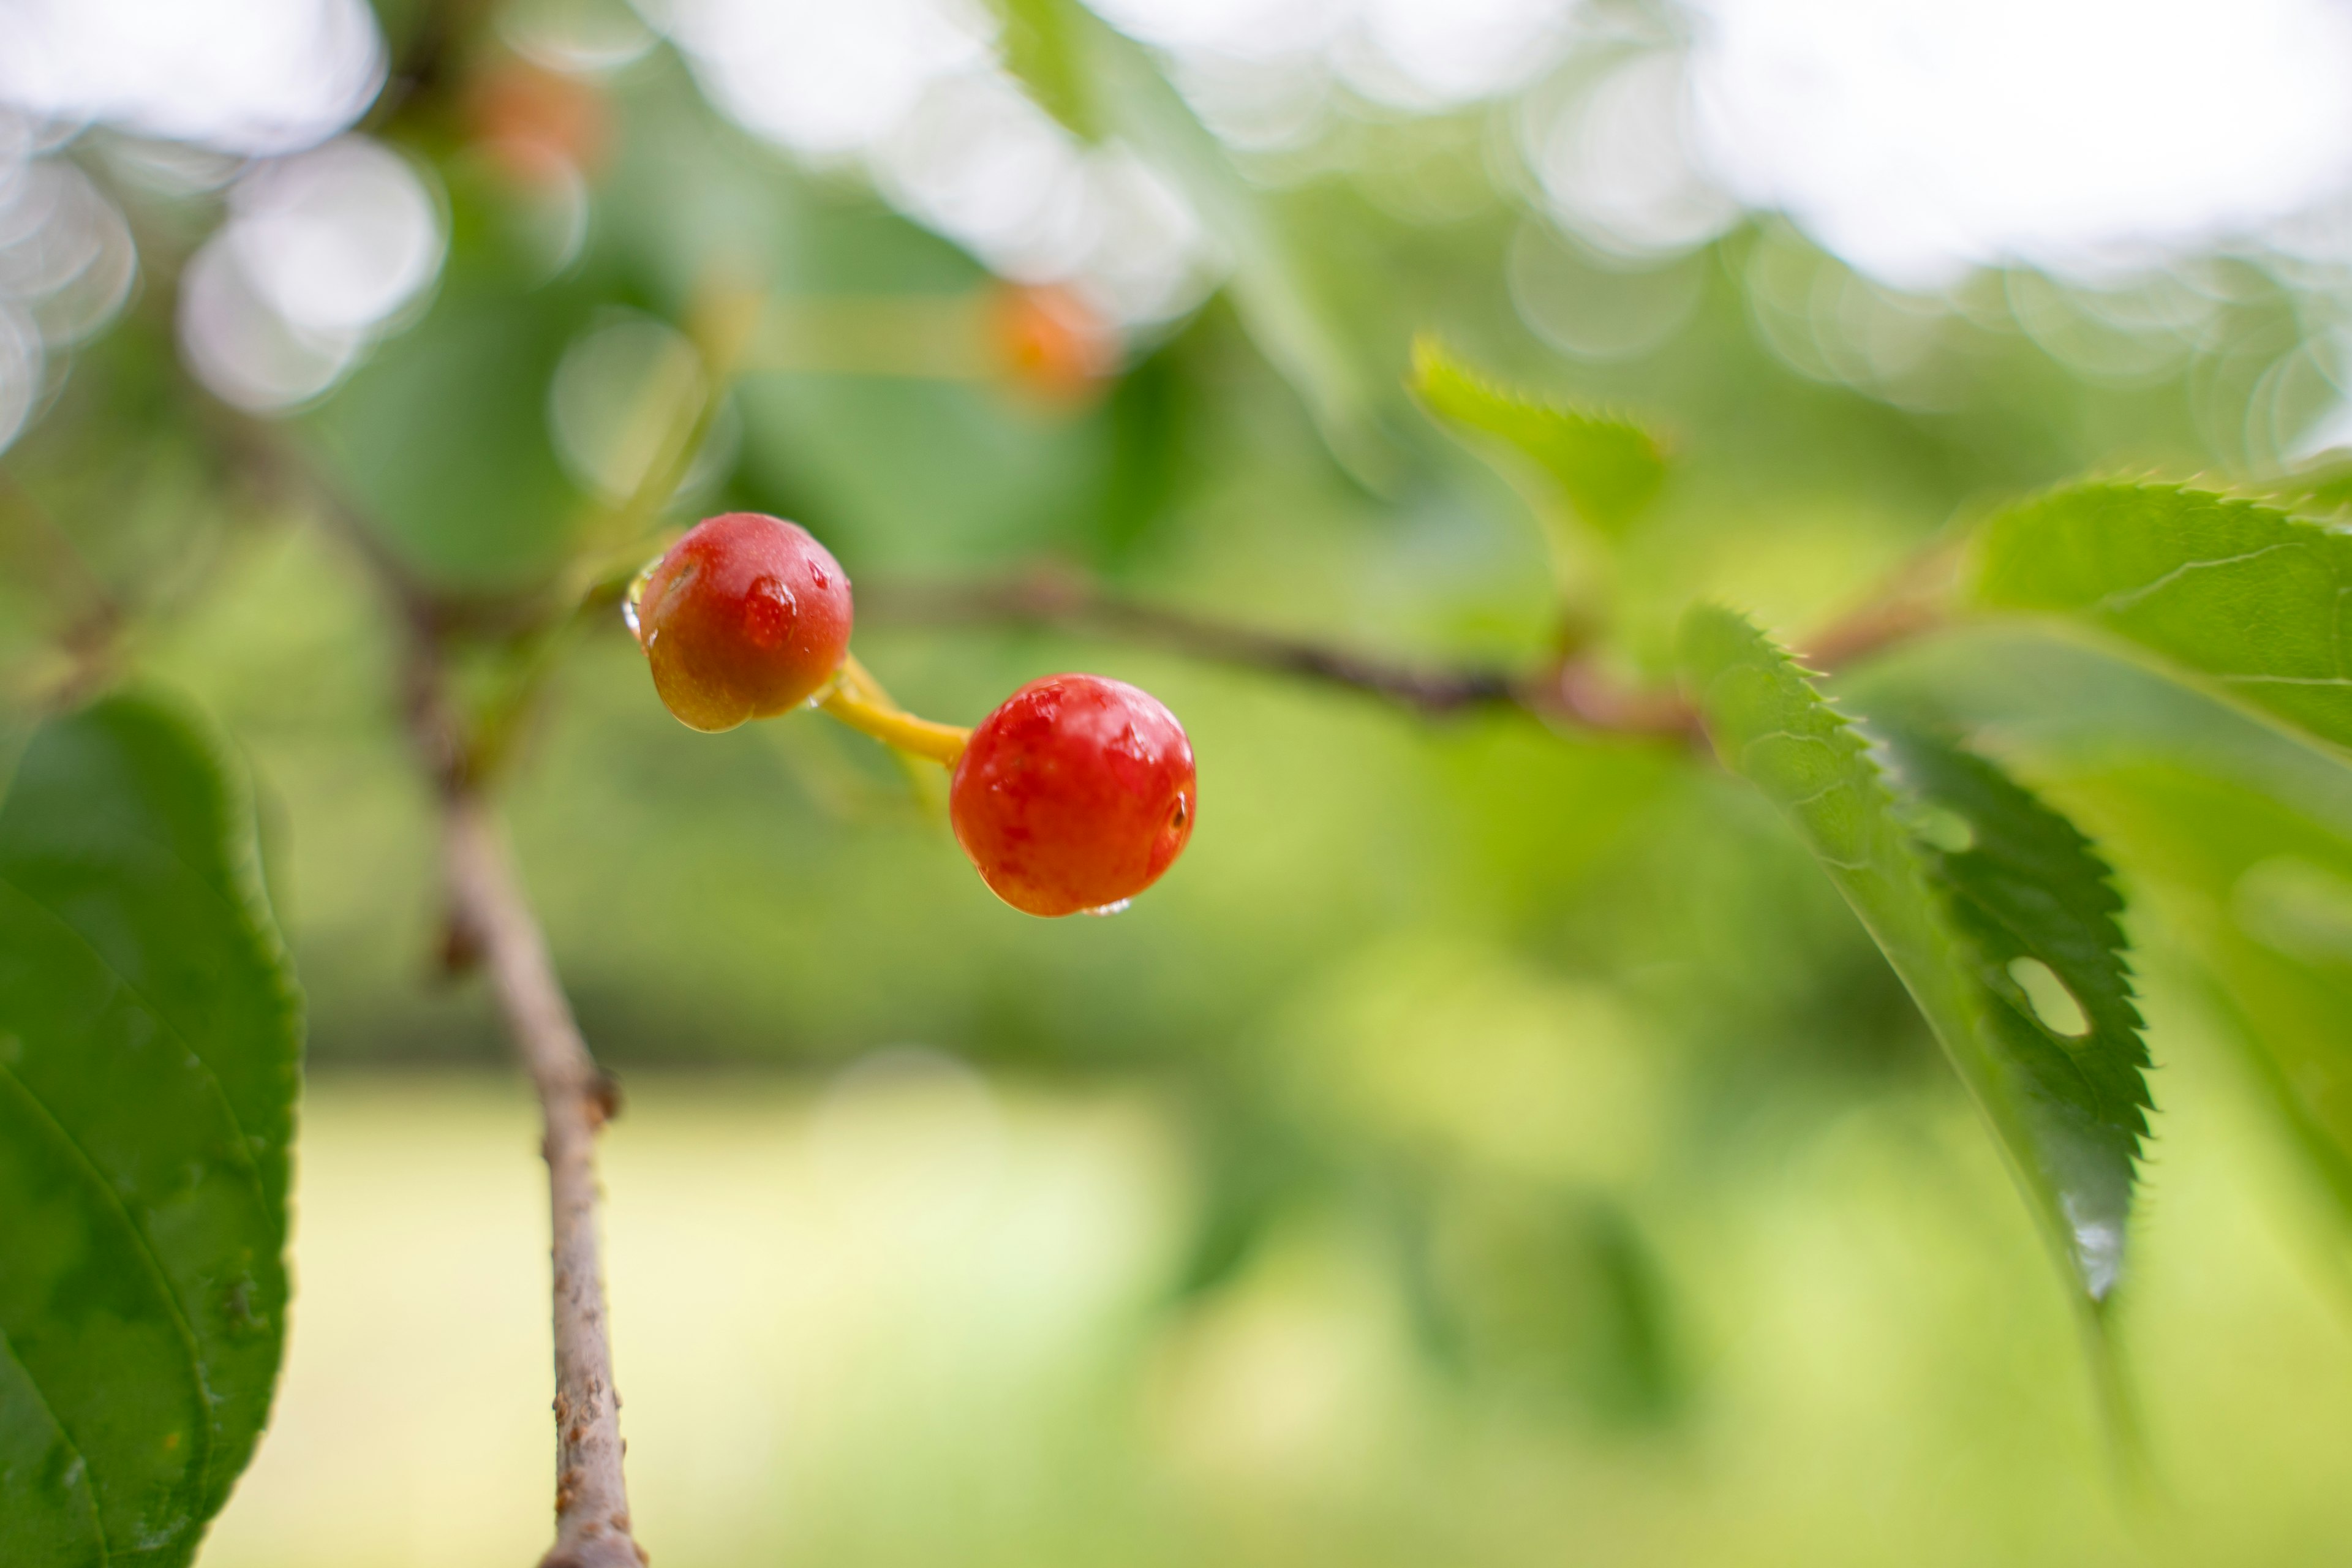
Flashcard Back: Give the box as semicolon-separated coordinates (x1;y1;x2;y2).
0;1319;110;1564
0;1058;215;1520
2094;541;2312;613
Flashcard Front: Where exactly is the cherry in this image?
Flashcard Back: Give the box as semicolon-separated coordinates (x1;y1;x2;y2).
950;674;1196;917
631;513;853;733
986;282;1118;406
467;59;610;185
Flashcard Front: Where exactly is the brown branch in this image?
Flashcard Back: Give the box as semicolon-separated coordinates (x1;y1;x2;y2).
859;556;1958;749
405;630;645;1568
857;565;1705;742
1798;538;1962;671
859;566;1526;718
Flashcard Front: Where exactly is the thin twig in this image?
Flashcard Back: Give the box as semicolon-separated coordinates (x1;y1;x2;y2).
347;280;754;1568
858;555;1953;748
858;566;1528;718
1799;540;1961;671
442;791;642;1568
856;565;1706;742
407;631;646;1568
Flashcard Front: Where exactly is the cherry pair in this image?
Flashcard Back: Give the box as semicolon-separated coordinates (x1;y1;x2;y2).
631;512;1195;918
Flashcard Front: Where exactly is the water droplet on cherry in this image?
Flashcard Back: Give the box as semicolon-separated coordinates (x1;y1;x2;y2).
741;575;797;649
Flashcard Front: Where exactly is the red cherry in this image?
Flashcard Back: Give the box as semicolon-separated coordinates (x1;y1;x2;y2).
950;674;1196;917
632;513;853;733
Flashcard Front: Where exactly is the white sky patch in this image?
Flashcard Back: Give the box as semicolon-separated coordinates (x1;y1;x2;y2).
228;137;443;337
1095;0;1575;107
1522;51;1741;261
1686;0;2352;288
0;121;139;454
2;0;2348;358
0;0;383;156
1343;0;1576;108
654;0;1216;321
179;135;444;412
658;0;995;164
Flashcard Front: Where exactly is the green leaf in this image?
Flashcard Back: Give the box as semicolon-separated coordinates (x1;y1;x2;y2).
310;236;603;595
1411;336;1667;537
1973;480;2352;756
2270;458;2352;518
1677;608;2142;1308
1842;621;2352;1249
988;0;1102;141
2057;760;2352;1224
1880;727;2152;1235
0;694;303;1567
985;0;1384;478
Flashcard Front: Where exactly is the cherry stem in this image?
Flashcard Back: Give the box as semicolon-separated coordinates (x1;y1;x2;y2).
816;652;972;766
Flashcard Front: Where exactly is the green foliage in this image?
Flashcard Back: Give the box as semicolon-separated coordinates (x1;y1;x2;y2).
2063;761;2352;1224
1975;480;2352;756
0;695;303;1567
1880;726;2152;1242
1678;609;2141;1310
985;0;1104;143
31;5;2352;1541
1411;337;1668;537
311;276;598;594
2272;460;2352;516
988;0;1381;475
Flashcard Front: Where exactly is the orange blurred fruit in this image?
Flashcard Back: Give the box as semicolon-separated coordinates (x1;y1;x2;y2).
986;282;1119;405
467;59;610;185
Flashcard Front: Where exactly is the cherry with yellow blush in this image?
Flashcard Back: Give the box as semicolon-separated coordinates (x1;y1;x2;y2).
630;512;853;733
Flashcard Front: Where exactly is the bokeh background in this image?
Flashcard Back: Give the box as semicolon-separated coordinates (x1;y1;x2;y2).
7;0;2352;1562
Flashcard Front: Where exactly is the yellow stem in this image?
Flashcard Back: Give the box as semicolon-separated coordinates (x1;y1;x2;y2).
817;654;970;767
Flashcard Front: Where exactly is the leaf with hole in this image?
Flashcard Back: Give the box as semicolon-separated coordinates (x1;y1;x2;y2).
1879;724;2152;1297
1974;480;2352;758
1677;607;2145;1314
0;693;303;1567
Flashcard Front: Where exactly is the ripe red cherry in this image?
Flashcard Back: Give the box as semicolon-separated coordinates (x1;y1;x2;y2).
950;674;1196;917
631;513;853;733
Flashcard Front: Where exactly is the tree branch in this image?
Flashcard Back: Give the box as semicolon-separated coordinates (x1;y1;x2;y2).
860;567;1527;718
859;557;1953;747
407;630;646;1568
856;565;1704;741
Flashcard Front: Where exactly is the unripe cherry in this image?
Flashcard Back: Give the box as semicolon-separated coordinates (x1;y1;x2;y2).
950;674;1196;917
467;59;610;185
986;282;1118;406
630;513;853;733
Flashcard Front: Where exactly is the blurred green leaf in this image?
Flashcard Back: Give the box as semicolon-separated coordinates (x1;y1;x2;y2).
311;263;600;595
987;0;1382;478
1411;336;1668;538
2061;761;2352;1229
0;693;303;1566
1166;1100;1314;1305
2266;459;2352;516
1425;1183;1681;1422
988;0;1103;142
1679;608;2138;1313
1974;481;2352;757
